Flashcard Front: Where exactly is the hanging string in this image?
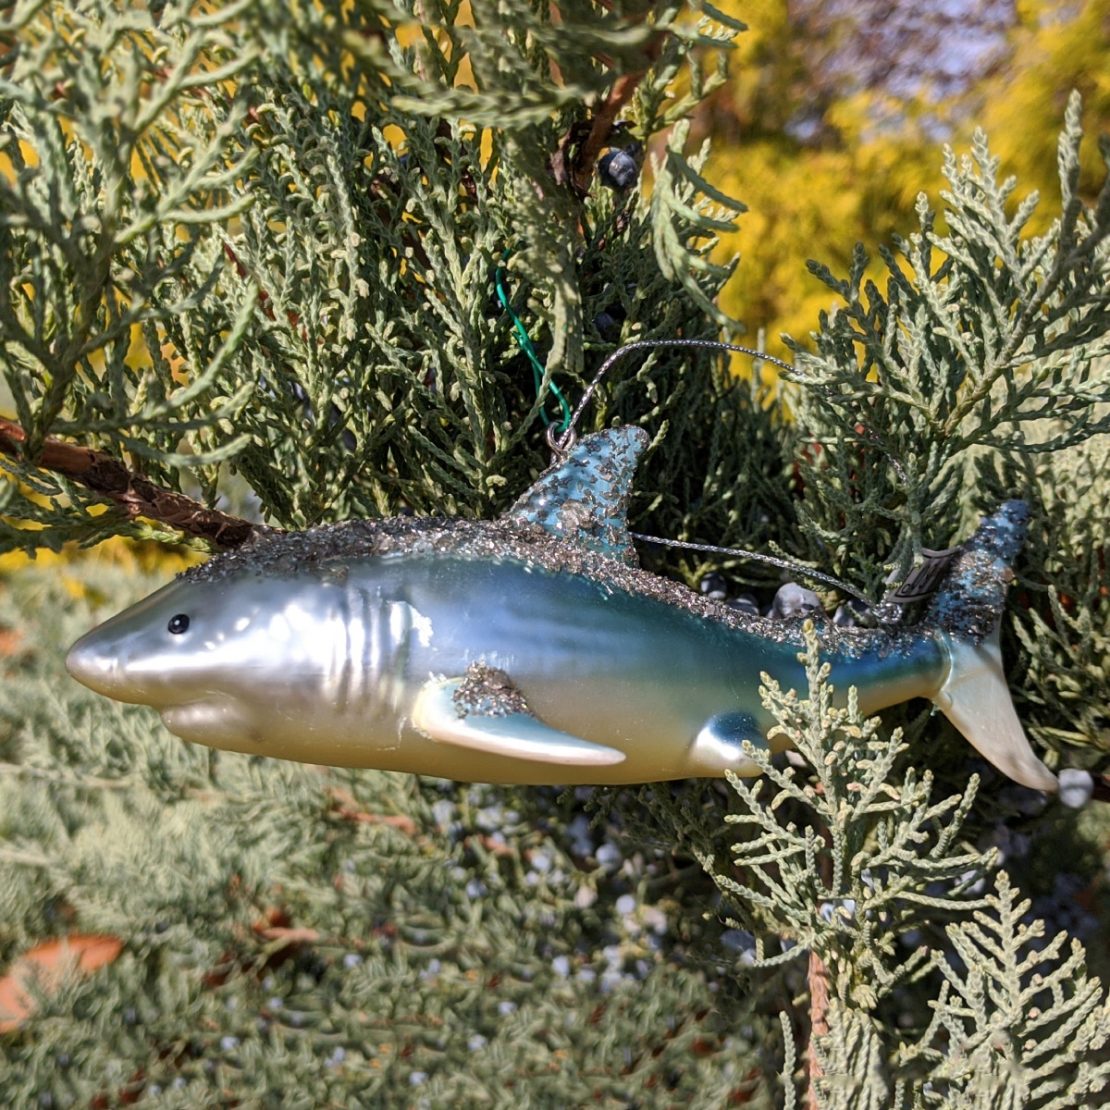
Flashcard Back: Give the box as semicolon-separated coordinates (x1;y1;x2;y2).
494;254;572;433
551;335;882;611
628;533;877;608
489;306;882;608
556;337;795;452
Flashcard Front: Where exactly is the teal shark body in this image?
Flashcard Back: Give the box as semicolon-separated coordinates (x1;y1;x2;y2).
65;428;1056;791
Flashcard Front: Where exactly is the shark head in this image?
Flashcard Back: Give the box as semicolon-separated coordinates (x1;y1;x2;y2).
67;577;214;706
65;574;281;745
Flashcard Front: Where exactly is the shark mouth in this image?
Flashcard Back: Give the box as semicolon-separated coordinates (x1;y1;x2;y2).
159;700;255;746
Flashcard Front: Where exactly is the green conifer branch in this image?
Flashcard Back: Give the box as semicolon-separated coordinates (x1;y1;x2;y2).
787;91;1110;598
1;3;1108;1105
2;0;755;545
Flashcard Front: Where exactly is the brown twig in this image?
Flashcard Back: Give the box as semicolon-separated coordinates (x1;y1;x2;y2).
550;31;664;198
805;950;830;1109
0;418;259;549
804;835;835;1108
326;787;420;836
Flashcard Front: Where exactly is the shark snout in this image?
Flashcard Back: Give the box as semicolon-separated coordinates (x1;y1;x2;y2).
65;635;125;699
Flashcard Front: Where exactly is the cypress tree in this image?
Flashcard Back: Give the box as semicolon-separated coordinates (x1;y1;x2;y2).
1;2;1108;1104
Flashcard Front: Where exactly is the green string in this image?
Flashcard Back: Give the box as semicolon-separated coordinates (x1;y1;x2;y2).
494;254;572;432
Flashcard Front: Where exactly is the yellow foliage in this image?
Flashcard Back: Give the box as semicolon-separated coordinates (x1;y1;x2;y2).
972;0;1110;220
0;140;39;183
0;537;202;582
706;0;1110;362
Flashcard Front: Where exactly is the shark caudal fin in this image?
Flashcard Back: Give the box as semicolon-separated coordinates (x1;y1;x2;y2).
926;501;1057;792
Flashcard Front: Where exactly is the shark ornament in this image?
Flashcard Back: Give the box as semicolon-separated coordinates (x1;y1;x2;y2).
65;427;1056;792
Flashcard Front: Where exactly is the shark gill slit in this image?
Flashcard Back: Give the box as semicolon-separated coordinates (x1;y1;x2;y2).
355;585;387;721
346;587;409;723
336;588;354;715
357;585;374;713
389;599;414;717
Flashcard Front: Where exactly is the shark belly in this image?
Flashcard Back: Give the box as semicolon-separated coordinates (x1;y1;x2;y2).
195;554;764;779
207;554;944;784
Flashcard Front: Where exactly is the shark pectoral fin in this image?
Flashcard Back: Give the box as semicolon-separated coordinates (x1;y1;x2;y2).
934;628;1057;793
411;677;626;767
691;712;767;775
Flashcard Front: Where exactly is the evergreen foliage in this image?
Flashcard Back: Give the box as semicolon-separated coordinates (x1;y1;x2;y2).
790;95;1109;589
0;0;778;563
1;0;1109;1106
704;623;992;1003
702;627;1110;1106
781;98;1110;758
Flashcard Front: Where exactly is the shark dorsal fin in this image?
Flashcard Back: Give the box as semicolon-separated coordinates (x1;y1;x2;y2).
503;426;649;566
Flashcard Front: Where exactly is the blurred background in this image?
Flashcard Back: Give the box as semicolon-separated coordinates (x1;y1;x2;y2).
703;0;1110;359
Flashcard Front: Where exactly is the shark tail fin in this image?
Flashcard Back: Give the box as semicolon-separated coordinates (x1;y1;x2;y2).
925;502;1057;793
932;627;1056;791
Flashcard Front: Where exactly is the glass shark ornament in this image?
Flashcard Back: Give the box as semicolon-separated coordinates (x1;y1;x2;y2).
65;427;1056;792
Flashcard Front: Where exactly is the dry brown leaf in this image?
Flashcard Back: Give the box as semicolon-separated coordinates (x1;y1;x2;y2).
326;787;418;835
0;934;123;1032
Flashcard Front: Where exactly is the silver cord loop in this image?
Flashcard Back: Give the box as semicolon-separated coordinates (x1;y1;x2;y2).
557;338;887;615
546;422;576;461
558;339;794;451
629;532;877;610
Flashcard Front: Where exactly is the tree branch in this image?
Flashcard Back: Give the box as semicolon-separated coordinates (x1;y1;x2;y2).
805;949;830;1109
550;32;664;198
0;419;260;549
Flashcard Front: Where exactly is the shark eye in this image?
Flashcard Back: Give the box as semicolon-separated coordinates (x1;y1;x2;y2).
167;614;190;635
